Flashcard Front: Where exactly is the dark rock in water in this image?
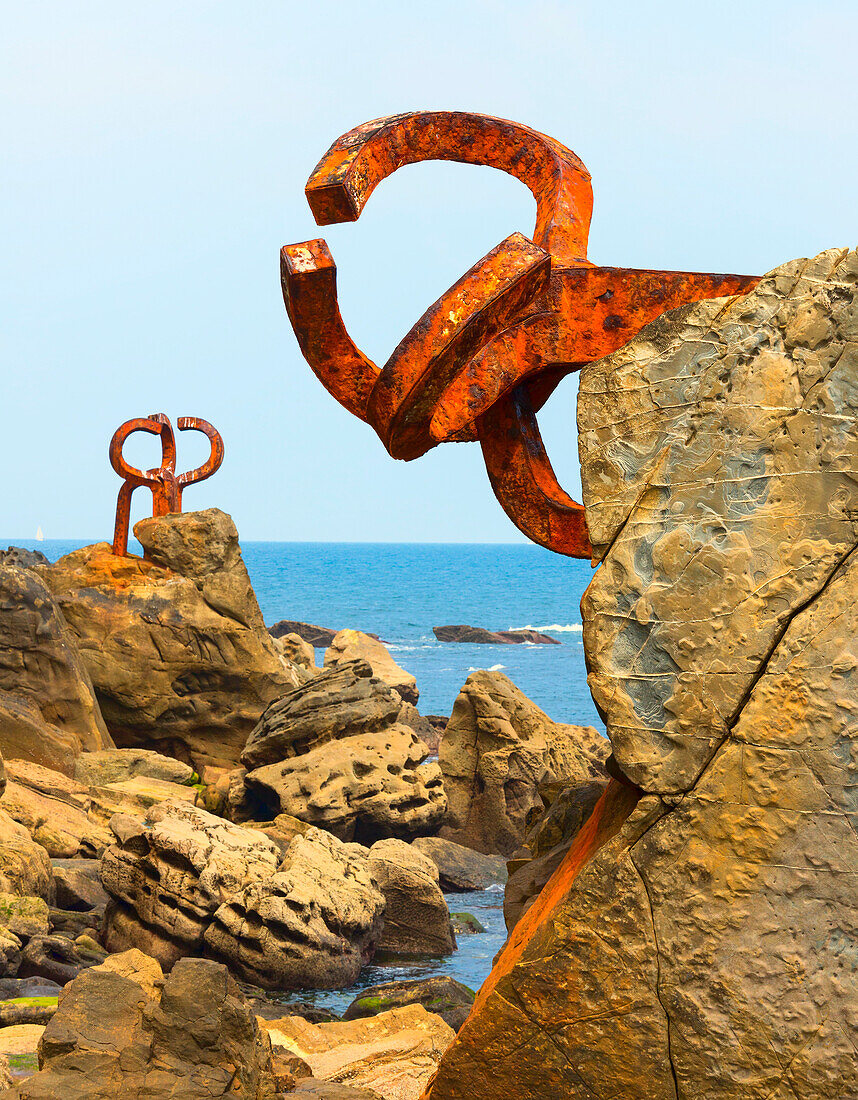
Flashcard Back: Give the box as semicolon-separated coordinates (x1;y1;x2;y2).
433;625;560;645
51;859;109;913
367;839;455;958
411;836;507;892
503;779;607;932
2;951;282;1098
270;620;333;646
343;975;474;1032
240;661;445;843
449;913;486;935
0;548;49;569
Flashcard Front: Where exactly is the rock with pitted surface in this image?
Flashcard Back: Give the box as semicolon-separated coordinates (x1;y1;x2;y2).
2;950;281;1099
410;837;506;892
422;250;858;1100
36;509;302;771
0;566;111;776
324;630;418;704
0;548;49;570
367;839;455;957
438;670;608;856
503;778;606;932
240;662;446;843
101;799;281;970
433;625;560;645
205;827;386;991
273;632;317;670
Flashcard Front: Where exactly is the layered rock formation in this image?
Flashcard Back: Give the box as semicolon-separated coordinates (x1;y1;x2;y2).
324;629;418;704
2;949;281;1098
422;250;858;1098
438;670;608;856
37;509;301;770
240;661;445;843
0;565;112;775
367;839;455;957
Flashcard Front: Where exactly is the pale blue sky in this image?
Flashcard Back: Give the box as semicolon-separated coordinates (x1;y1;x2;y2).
3;0;857;541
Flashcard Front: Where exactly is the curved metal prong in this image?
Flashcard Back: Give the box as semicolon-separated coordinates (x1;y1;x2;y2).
176;417;225;509
281;239;380;422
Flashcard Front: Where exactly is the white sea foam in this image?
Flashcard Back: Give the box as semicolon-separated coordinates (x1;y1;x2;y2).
507;622;583;633
467;663;506;672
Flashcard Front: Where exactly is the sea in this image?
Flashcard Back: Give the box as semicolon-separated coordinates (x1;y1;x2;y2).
4;537;604;1009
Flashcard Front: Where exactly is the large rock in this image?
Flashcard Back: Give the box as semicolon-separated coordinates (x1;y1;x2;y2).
343;976;475;1032
101;799;281;969
438;671;608;856
2;950;281;1098
0;810;53;904
367;839;455;957
1;761;112;859
0;566;111;776
205;828;386;990
240;662;446;843
37;509;302;770
423;250;858;1098
410;837;506;892
324;630;418;704
262;1004;455;1100
73;747;196;788
269;620;339;648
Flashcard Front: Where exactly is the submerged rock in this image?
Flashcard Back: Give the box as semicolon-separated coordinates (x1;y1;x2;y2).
37;509;302;771
343;976;475;1032
433;625;560;645
439;670;608;856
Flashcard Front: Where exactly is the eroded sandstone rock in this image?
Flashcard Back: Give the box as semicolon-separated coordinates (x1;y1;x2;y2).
423;249;858;1099
1;761;112;859
438;670;608;856
410;837;506;892
37;509;302;770
367;839;455;957
324;630;418;704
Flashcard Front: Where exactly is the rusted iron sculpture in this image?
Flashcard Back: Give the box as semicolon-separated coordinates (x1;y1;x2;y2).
109;414;224;556
282;112;760;557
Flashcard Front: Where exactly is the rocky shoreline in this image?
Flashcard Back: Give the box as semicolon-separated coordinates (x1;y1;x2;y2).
0;509;607;1098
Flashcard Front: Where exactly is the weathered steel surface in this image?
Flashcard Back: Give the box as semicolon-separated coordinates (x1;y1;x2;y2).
109;414;224;556
282;111;760;557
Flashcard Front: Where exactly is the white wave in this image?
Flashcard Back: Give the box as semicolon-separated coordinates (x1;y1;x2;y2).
484;883;504;893
507;622;583;633
468;663;506;672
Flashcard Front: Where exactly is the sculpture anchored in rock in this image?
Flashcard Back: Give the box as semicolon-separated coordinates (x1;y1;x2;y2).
109;413;224;555
281;111;759;557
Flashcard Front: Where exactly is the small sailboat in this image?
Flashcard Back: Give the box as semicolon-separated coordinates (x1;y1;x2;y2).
35;526;44;542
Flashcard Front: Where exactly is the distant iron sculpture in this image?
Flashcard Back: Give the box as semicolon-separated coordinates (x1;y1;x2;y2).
281;111;761;558
109;414;224;556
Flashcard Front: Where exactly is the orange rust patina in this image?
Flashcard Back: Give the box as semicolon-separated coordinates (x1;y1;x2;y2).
109;414;224;556
282;110;760;558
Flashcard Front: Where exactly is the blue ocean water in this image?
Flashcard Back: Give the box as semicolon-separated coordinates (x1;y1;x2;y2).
8;538;603;729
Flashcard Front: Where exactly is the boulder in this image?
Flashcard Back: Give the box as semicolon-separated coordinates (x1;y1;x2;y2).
73;747;196;788
448;913;485;936
410;837;506;892
36;509;302;771
0;811;54;904
324;630;418;704
101;799;280;970
367;839;455;957
17;933;107;985
503;779;606;931
433;625;560;645
205;827;386;990
343;977;475;1032
2;951;281;1098
269;620;339;648
1;761;112;859
0;897;49;941
240;662;446;844
0;549;49;570
273;631;317;670
0;566;111;775
438;670;608;856
50;860;109;912
262;1004;455;1100
423;250;858;1098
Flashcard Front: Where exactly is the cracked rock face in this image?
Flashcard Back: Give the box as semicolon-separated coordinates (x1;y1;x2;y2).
438;670;608;856
241;661;446;843
37;509;303;770
423;249;858;1099
205;827;386;991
